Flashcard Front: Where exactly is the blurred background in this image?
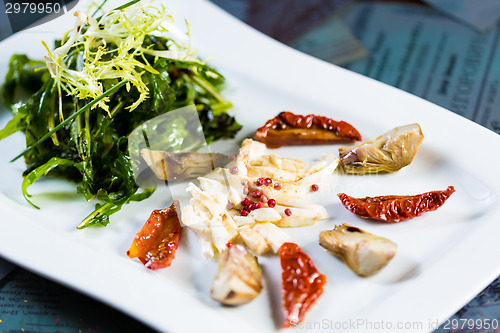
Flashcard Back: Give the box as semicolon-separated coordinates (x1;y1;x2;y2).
1;0;499;332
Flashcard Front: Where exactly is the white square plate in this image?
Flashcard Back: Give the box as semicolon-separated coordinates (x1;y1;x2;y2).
1;1;499;332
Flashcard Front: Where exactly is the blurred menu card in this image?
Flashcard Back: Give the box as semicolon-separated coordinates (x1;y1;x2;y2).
0;268;152;332
340;2;500;134
292;15;367;65
422;0;500;32
211;0;366;65
0;258;14;280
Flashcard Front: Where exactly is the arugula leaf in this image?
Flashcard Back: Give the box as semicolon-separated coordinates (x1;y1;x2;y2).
1;54;46;109
78;189;154;229
11;79;129;162
0;113;24;140
22;157;81;209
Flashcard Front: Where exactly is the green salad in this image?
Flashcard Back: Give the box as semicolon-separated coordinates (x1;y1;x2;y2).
0;1;241;228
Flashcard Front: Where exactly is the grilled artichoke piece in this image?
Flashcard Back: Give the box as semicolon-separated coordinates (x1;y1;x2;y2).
141;148;230;181
211;244;263;305
319;224;397;277
339;123;423;174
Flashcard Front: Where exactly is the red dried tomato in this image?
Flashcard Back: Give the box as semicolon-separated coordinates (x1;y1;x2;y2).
254;111;362;148
127;200;182;269
279;242;326;328
337;186;455;222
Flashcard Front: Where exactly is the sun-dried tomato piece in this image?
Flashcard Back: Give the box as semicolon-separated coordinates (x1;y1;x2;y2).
254;111;361;148
337;186;455;222
279;242;326;328
127;200;182;269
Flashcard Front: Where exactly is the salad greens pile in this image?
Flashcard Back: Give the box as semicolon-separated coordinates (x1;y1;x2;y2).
0;1;241;228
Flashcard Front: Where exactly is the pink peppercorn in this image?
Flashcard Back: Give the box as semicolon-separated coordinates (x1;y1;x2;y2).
268;199;276;208
284;208;292;216
229;166;239;175
311;184;319;192
256;178;265;186
260;194;268;204
240;209;249;216
241;198;250;206
252;190;261;198
274;182;282;190
264;178;272;186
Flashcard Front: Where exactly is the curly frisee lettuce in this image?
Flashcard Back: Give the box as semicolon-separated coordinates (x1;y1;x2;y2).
0;1;241;228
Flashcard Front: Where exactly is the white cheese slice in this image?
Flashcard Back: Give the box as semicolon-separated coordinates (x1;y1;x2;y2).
253;223;291;253
238;225;270;255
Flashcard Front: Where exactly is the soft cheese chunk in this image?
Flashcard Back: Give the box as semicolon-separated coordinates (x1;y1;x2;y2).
181;139;337;258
